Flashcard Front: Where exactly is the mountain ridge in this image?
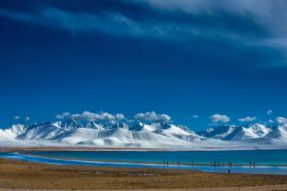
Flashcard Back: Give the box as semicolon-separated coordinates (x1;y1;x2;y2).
0;117;286;149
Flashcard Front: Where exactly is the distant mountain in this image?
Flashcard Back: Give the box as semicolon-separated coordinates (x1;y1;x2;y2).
197;123;287;145
0;124;25;140
263;124;287;143
0;119;202;148
0;118;286;149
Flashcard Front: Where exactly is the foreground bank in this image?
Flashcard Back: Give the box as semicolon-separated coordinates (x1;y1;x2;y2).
1;158;287;190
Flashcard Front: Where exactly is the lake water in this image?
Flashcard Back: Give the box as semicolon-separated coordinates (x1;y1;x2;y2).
1;150;287;175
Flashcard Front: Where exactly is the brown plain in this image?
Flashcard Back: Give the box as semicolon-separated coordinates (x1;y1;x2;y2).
1;159;287;190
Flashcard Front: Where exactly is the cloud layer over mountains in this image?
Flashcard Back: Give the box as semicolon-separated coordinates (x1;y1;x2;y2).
55;111;172;125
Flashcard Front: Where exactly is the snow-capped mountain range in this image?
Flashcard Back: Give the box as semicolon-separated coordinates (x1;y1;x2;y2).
0;121;204;148
197;123;287;144
0;112;286;150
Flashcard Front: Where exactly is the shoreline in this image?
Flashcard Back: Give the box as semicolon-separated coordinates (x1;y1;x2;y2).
1;146;287;152
1;158;287;190
2;148;287;168
8;151;287;167
2;151;287;175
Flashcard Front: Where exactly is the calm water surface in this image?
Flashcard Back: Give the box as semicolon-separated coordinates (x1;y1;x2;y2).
27;150;287;165
1;150;287;175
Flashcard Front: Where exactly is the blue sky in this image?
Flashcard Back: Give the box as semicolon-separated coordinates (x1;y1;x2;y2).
0;0;287;130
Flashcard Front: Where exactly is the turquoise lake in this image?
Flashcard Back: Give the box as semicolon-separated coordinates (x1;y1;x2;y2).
25;150;287;165
1;150;287;175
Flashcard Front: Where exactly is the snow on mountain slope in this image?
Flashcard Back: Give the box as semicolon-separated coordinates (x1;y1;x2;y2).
197;123;272;141
263;124;287;143
58;123;200;148
18;122;68;141
155;124;202;142
0;124;25;140
230;124;272;141
197;125;234;140
0;111;286;149
0;124;33;147
0;118;202;148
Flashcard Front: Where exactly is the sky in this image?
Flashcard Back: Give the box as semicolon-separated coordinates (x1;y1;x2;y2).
0;0;287;130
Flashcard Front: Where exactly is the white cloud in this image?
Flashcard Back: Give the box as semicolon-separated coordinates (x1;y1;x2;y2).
14;116;20;120
115;113;125;120
192;115;199;119
134;111;171;123
210;114;230;123
0;4;274;49
56;112;71;119
137;0;287;36
0;8;191;41
1;1;286;43
267;110;273;115
238;116;256;122
268;119;274;123
56;111;125;123
130;0;287;60
1;1;286;66
276;116;287;124
13;115;30;122
25;116;30;121
56;111;171;124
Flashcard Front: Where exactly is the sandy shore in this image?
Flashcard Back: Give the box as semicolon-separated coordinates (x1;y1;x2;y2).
1;158;287;190
1;184;287;191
